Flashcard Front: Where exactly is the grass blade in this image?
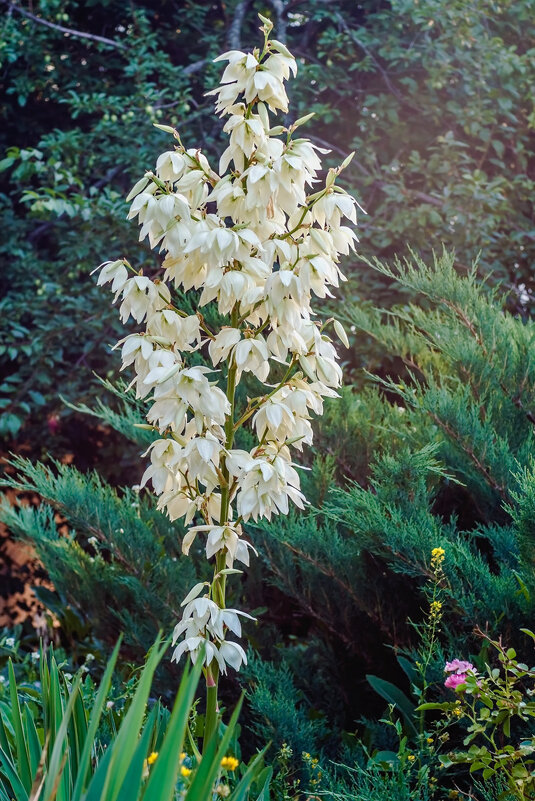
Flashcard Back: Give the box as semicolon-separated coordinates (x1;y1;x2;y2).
143;657;203;801
41;675;82;801
8;660;32;794
71;637;122;801
185;695;244;801
115;705;158;801
96;636;167;801
22;706;41;780
0;745;29;801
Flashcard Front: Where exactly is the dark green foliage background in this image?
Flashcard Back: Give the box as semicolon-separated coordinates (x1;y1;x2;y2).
2;0;535;795
2;0;535;436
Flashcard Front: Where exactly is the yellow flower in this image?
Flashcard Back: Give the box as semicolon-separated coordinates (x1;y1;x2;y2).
431;547;445;566
181;766;192;778
452;706;463;717
221;756;239;771
407;754;416;762
147;751;158;765
427;737;433;744
180;752;187;761
429;600;443;618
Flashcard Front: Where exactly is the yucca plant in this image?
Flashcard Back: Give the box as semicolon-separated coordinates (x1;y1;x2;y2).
0;636;270;801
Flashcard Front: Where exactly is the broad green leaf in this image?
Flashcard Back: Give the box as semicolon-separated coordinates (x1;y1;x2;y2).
21;706;41;781
366;674;418;736
230;748;268;801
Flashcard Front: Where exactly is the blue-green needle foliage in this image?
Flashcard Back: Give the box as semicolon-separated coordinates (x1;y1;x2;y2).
0;456;200;659
5;248;535;769
245;251;535;737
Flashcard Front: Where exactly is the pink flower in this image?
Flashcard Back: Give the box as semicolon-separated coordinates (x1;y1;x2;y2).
444;659;474;674
444;672;468;689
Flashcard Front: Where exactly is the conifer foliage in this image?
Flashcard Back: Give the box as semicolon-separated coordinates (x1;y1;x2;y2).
3;251;535;747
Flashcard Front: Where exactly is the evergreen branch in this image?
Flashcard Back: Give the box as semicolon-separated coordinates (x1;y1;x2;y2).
4;2;128;49
279;539;393;641
428;411;508;501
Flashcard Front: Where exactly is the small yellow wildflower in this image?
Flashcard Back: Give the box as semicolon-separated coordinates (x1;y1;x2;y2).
221;756;239;771
407;754;416;762
427;737;433;744
181;766;192;778
179;752;186;761
452;706;462;717
147;751;158;765
429;600;442;619
431;547;445;566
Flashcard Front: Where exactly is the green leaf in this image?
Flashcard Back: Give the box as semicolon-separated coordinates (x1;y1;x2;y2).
185;695;245;801
94;636;167;801
252;766;272;801
71;637;122;801
22;706;41;781
115;705;158;801
41;673;83;801
143;655;203;801
230;749;268;801
8;660;32;794
0;745;29;801
366;675;418;736
415;702;452;711
396;655;417;684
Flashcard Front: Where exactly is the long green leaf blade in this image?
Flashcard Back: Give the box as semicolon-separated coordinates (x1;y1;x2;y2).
8;660;32;794
71;637;122;801
185;695;244;801
97;636;167;801
115;705;158;801
0;745;28;801
230;749;268;801
366;674;418;736
22;706;41;780
143;657;203;801
41;674;82;801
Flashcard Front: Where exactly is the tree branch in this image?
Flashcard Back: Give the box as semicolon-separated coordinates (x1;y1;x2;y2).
268;0;287;43
227;0;251;50
333;10;423;113
182;59;207;76
4;2;127;50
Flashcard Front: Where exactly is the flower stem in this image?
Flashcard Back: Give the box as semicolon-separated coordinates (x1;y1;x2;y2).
203;306;239;753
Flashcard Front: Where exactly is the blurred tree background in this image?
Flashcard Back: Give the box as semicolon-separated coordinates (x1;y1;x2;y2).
2;0;534;440
2;0;535;783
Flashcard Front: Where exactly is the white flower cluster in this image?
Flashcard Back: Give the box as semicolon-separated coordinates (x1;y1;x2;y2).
94;17;360;677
